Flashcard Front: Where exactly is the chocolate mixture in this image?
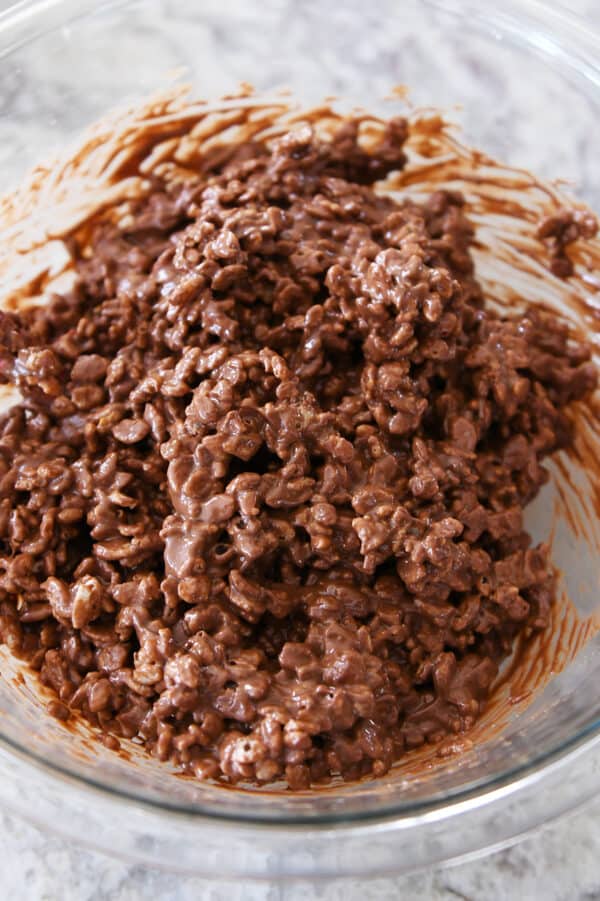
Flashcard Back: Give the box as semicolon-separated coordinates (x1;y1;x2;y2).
0;117;596;788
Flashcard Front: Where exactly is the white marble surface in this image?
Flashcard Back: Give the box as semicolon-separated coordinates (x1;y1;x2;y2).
1;1;600;899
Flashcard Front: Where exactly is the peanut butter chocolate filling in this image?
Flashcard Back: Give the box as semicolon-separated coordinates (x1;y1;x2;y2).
0;115;596;788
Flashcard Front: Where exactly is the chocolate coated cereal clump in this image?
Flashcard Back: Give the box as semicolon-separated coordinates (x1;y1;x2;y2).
0;117;596;788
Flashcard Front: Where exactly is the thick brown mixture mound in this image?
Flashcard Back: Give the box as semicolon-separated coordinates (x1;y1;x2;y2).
0;118;596;788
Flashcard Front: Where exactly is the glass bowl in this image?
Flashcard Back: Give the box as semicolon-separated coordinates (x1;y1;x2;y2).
0;0;600;879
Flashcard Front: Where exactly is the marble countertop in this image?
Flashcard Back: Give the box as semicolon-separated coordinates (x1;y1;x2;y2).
1;1;600;899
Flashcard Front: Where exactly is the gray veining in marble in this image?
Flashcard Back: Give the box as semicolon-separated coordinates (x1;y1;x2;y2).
0;0;600;898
